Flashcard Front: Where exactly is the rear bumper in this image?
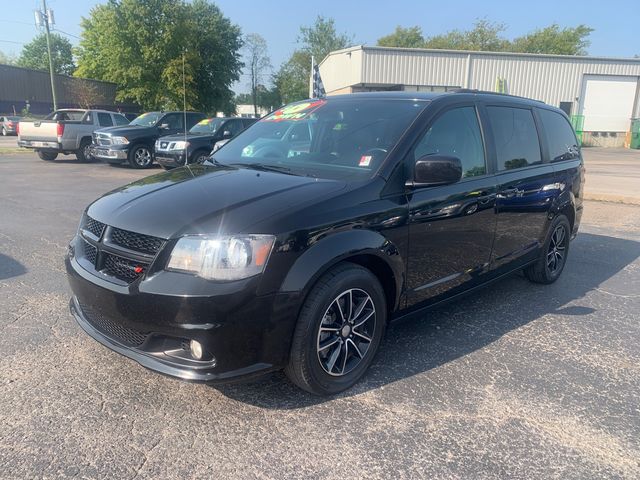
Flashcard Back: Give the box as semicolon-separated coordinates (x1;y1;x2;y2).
18;139;60;149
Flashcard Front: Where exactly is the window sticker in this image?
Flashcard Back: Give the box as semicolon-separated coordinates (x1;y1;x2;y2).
197;119;211;125
359;155;372;167
264;100;326;122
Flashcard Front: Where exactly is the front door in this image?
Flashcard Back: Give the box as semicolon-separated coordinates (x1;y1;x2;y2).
406;104;497;308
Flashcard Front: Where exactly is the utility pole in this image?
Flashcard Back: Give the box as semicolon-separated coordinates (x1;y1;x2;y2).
35;0;57;110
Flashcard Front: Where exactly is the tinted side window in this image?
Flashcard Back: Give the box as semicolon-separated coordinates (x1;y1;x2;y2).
538;108;580;162
97;112;113;127
414;106;486;178
225;119;243;136
487;106;541;171
186;113;204;129
162;113;183;130
114;114;129;126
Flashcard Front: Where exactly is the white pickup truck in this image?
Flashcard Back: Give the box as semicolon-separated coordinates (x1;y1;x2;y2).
18;109;129;161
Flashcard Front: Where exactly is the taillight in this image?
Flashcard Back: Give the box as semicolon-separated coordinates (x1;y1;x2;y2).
16;122;19;135
7;121;13;127
57;122;65;137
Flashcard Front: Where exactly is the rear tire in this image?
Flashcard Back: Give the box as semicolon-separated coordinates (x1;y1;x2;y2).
524;214;571;284
285;262;386;396
127;144;153;169
75;138;93;162
37;150;58;161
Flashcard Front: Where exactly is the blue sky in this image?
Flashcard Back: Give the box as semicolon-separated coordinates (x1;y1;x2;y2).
0;0;635;93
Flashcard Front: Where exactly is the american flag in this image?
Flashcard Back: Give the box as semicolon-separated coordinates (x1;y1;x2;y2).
312;61;326;99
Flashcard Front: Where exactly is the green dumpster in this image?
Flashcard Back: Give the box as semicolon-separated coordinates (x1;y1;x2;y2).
571;115;584;147
630;119;640;149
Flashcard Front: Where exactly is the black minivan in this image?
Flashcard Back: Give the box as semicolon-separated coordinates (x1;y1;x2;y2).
66;92;584;395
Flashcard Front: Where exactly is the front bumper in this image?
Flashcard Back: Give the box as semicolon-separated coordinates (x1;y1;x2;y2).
65;251;298;383
91;145;129;163
155;150;186;168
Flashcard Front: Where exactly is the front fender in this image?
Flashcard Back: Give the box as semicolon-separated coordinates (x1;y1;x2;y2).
279;229;405;309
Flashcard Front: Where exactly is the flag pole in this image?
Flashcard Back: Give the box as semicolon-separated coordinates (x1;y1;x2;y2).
309;55;314;99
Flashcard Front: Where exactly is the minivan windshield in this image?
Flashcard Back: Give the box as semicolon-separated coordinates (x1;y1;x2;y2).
212;98;427;181
189;118;224;134
130;112;161;126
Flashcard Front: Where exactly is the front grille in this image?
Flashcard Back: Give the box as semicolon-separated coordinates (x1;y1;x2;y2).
102;253;148;282
110;228;164;255
93;132;112;146
82;239;97;266
79;301;149;347
84;216;105;238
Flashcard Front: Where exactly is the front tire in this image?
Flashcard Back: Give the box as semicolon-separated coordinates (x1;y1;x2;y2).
128;144;153;169
37;150;58;161
285;263;386;395
524;214;571;284
190;149;210;165
1;127;6;136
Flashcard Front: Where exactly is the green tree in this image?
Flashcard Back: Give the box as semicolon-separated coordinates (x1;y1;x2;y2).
275;16;353;103
75;0;243;112
423;19;508;51
510;24;593;55
377;26;425;48
16;33;75;75
0;50;16;65
244;33;271;116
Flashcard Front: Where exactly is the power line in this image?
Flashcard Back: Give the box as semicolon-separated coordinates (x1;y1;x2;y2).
0;39;25;45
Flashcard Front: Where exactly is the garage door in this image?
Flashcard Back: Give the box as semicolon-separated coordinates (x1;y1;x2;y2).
579;75;638;132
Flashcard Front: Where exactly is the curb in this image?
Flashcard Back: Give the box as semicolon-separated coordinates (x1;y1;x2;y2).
583;192;640;206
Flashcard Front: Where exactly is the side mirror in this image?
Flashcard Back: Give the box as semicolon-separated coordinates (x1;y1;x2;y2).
222;130;232;139
408;155;462;187
159;123;170;130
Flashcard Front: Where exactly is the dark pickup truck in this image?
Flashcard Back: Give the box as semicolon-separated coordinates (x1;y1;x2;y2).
154;117;257;169
91;111;206;168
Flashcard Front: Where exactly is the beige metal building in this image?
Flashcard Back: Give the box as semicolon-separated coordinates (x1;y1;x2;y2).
319;46;640;146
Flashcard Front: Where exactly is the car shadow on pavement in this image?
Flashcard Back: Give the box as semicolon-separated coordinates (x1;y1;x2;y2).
214;232;640;408
0;253;27;280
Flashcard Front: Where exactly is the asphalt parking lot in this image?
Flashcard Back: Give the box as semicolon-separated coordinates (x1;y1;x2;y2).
1;151;639;479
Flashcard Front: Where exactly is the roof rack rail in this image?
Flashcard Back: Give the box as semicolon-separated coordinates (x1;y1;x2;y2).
448;88;545;103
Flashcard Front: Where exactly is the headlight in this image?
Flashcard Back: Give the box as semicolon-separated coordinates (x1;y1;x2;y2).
171;141;188;150
167;235;275;280
111;136;129;145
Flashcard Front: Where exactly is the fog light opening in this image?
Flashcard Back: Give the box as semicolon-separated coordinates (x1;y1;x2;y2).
190;339;203;360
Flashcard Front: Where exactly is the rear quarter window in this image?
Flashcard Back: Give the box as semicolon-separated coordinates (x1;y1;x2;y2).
538;108;580;162
487;106;542;171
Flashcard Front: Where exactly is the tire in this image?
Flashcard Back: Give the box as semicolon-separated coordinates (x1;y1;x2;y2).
524;214;571;284
127;144;153;169
190;149;210;165
75;138;93;162
1;127;6;136
37;150;58;161
285;262;387;395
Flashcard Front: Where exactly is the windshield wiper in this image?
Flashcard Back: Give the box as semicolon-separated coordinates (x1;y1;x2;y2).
230;162;297;175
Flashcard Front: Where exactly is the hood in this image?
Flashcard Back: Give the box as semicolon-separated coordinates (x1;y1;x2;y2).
158;132;215;142
86;164;346;239
95;124;152;137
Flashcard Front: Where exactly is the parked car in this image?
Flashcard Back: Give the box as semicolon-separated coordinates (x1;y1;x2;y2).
17;109;129;161
155;117;257;169
1;115;21;136
65;92;584;395
91;111;206;169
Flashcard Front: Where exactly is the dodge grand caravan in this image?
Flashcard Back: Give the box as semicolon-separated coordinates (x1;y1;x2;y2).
65;92;584;395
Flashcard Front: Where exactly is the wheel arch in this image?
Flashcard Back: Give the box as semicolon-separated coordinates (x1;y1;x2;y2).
279;229;404;317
